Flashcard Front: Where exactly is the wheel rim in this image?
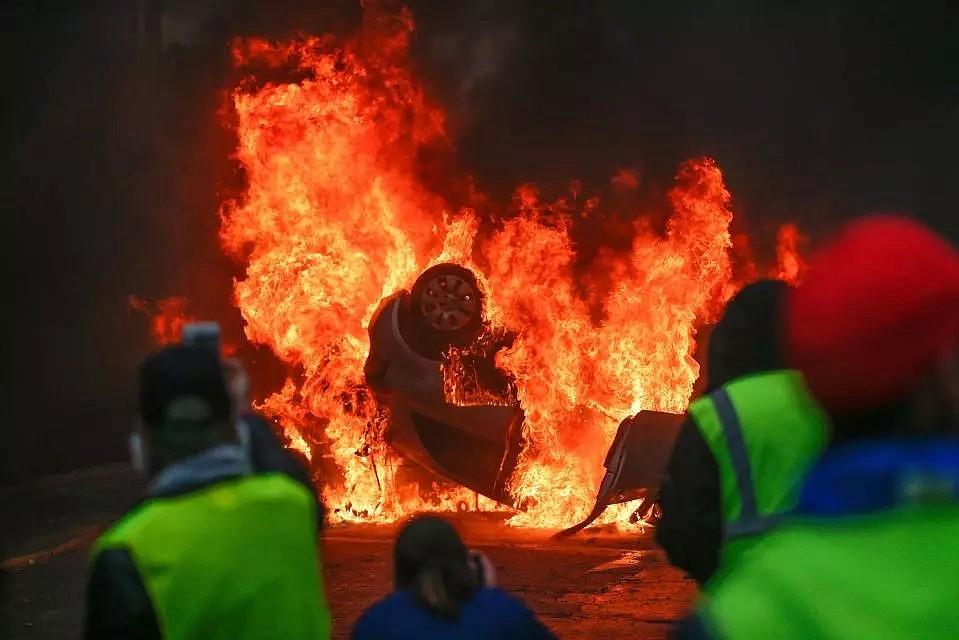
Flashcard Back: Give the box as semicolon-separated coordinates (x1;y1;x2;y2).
419;273;479;331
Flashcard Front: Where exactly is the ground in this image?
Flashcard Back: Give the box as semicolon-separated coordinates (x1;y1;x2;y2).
1;465;697;639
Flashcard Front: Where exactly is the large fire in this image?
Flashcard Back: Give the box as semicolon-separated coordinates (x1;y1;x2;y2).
209;3;801;528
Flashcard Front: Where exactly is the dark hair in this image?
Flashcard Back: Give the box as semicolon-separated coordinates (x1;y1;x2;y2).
394;516;480;619
138;345;233;461
707;280;788;391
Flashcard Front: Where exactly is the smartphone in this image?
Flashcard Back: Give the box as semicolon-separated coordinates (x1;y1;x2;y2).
181;322;222;355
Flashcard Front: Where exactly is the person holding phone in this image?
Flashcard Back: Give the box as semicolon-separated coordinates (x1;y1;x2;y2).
352;515;556;640
84;344;331;639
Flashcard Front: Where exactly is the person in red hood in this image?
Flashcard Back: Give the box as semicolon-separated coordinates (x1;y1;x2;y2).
675;215;959;639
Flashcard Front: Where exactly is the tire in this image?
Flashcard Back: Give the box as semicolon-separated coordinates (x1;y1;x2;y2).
404;263;484;359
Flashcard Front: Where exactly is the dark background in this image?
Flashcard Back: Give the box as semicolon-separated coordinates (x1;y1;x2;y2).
3;0;958;481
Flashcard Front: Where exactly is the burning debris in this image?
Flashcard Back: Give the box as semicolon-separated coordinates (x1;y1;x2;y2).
127;1;808;529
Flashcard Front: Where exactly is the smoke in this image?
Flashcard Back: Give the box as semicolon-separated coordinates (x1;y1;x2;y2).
420;1;521;129
161;0;232;47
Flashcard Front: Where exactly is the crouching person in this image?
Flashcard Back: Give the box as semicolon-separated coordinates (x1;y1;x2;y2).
84;344;331;639
353;515;557;640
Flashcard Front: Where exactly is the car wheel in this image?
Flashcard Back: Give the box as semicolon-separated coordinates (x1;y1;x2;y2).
405;263;484;359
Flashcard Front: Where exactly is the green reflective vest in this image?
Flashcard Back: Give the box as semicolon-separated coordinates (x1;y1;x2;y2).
688;370;828;574
699;503;959;639
94;473;332;640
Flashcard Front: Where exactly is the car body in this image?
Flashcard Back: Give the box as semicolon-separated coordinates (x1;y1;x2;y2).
364;263;683;529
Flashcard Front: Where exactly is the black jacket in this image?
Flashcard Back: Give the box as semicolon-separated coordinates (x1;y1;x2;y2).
655;414;722;585
85;548;162;640
85;418;319;640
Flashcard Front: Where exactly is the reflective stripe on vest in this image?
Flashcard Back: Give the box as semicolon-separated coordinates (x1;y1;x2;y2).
712;388;784;541
690;371;828;551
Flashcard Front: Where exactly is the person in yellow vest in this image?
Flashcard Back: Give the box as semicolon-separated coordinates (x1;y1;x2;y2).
657;280;829;586
677;215;959;639
84;344;331;639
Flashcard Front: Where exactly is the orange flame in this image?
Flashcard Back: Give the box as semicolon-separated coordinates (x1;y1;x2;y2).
772;223;807;285
218;3;791;528
221;9;454;521
484;159;733;526
128;296;194;346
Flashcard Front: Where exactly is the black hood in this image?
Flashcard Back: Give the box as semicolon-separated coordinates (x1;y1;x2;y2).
706;280;788;392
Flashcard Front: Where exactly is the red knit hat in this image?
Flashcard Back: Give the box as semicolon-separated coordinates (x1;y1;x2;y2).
785;215;959;413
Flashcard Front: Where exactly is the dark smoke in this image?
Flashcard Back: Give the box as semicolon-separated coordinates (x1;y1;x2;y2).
3;0;959;480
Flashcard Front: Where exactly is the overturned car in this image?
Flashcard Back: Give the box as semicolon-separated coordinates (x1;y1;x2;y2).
364;263;683;532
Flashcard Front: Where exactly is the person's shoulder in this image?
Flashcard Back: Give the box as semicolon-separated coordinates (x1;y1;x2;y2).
470;589;558;639
236;472;315;514
95;500;157;549
474;587;518;602
357;591;417;621
471;588;535;617
352;592;414;639
686;391;719;425
243;413;317;487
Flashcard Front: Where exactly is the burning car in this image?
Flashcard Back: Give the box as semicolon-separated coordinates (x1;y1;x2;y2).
364;263;684;531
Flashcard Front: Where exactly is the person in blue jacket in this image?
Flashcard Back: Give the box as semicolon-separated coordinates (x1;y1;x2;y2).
352;515;557;640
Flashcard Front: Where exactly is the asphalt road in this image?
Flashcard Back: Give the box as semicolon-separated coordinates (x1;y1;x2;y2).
1;466;697;639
